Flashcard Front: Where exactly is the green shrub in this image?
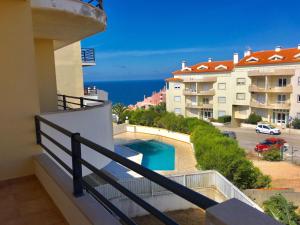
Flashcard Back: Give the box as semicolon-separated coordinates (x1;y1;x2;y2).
217;115;231;123
292;118;300;129
245;113;262;125
263;194;300;225
191;125;270;189
126;108;271;189
262;147;282;161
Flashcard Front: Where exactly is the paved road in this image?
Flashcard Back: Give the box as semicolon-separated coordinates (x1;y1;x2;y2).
217;126;300;155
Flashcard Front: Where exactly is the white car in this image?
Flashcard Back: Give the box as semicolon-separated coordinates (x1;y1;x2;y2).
256;124;281;135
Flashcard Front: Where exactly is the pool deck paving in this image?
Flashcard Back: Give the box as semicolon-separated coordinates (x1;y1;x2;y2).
114;132;198;176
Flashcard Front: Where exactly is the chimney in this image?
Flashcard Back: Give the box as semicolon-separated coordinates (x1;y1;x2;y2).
208;57;212;62
244;48;252;57
275;46;282;52
181;60;187;70
298;44;300;50
233;53;239;64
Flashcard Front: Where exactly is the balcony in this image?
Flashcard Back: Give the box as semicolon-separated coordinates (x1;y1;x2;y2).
183;77;217;83
31;0;107;49
198;90;215;95
249;85;293;93
250;100;291;110
248;69;294;77
186;103;213;109
0;93;282;225
82;48;96;66
183;89;215;96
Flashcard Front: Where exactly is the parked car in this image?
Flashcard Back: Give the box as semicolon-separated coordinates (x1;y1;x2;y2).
254;137;288;153
255;124;281;135
222;131;237;139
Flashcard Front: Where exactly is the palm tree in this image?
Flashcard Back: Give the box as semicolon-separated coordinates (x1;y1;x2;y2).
112;103;127;123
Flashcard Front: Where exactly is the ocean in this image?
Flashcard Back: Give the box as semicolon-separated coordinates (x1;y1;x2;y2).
84;80;165;105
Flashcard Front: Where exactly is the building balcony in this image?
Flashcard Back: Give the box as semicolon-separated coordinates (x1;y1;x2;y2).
82;48;96;66
186;103;213;109
183;89;198;95
183;77;217;83
198;90;215;95
250;100;291;110
184;89;215;96
31;0;107;49
248;69;294;77
249;85;293;93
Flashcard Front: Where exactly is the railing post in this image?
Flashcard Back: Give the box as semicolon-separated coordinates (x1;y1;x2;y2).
80;97;84;108
62;95;67;110
71;133;84;197
34;116;41;144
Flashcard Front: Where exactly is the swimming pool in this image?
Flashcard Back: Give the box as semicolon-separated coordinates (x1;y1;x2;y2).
124;140;175;171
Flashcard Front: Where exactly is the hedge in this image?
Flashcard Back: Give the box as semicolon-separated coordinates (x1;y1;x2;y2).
245;113;262;125
124;105;271;189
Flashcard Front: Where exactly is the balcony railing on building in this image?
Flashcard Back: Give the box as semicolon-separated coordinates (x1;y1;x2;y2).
250;100;291;109
249;84;293;93
82;48;96;66
186;103;213;109
33;94;282;225
248;69;295;77
183;77;217;83
183;89;215;96
81;0;103;9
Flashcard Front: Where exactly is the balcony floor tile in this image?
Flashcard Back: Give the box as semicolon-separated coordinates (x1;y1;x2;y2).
0;175;68;225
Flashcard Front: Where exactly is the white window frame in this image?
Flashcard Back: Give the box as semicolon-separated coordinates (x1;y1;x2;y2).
218;111;226;117
197;65;208;70
218;83;226;90
174;108;181;114
174;83;181;89
236;93;246;100
202;97;209;104
237;78;246;86
246;56;259;62
174;96;181;102
215;65;228;70
277;94;286;103
278;78;287;87
268;54;284;61
218;96;226;104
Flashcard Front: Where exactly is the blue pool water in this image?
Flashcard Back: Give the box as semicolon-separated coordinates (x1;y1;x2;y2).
124;140;175;171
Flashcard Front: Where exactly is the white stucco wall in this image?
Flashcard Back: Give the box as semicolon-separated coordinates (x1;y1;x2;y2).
40;103;114;176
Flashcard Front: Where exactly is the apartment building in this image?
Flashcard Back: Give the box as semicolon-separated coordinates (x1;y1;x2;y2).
166;45;300;126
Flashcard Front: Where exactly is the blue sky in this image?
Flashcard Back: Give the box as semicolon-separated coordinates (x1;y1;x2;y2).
82;0;300;82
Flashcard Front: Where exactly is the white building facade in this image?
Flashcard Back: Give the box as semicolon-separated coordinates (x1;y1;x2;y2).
166;46;300;125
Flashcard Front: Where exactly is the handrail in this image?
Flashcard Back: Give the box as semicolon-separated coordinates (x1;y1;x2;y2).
34;114;218;225
57;94;105;110
81;0;103;10
81;48;96;64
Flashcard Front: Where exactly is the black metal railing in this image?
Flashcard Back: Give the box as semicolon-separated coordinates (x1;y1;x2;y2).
57;94;104;110
81;0;103;10
34;115;218;225
81;48;96;65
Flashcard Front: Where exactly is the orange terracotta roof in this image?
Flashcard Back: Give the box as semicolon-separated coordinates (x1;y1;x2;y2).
165;77;183;82
172;60;234;75
237;47;300;66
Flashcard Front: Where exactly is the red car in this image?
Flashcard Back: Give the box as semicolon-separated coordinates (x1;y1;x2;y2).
254;138;287;153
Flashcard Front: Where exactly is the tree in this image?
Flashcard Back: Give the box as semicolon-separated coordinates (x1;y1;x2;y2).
263;194;300;225
245;113;262;124
112;103;127;123
292;118;300;129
